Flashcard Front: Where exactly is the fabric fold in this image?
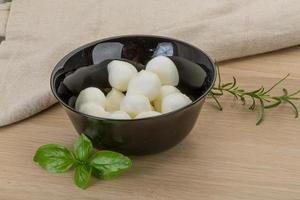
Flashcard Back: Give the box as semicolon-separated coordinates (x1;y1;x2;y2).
0;2;10;37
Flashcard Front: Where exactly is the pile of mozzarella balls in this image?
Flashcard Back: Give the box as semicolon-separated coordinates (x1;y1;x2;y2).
75;56;192;119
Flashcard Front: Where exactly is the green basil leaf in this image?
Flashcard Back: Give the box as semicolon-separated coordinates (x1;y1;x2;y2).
92;168;102;179
33;144;74;173
89;151;132;180
74;134;93;161
74;165;92;189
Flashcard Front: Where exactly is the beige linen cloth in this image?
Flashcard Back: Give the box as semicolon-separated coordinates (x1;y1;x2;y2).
0;0;299;127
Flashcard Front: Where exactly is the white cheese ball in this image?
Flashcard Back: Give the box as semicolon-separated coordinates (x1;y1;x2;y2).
78;103;108;118
105;88;124;112
106;111;131;120
127;70;161;101
153;85;180;111
146;56;179;86
107;60;138;91
161;93;192;113
120;95;152;117
75;87;106;110
160;85;180;97
135;111;161;119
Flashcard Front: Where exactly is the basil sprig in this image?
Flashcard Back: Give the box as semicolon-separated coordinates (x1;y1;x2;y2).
33;134;132;189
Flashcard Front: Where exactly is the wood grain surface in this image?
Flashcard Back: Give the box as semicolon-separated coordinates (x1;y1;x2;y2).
1;46;300;200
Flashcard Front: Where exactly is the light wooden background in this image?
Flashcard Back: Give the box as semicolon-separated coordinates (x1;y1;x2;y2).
1;46;300;200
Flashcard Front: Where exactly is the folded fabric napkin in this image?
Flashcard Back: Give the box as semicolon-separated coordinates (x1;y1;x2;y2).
0;0;299;127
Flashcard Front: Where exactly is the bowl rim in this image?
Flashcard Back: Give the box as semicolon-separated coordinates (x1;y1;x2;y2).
50;34;217;121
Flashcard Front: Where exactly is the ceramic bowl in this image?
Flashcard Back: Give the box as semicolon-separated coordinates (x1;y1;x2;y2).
50;35;216;155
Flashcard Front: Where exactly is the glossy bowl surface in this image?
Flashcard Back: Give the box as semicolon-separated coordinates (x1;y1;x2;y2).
51;35;216;155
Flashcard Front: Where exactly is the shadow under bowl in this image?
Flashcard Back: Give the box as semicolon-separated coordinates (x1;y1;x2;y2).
50;35;216;155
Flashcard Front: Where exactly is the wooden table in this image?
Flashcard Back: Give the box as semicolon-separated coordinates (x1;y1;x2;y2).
1;46;300;200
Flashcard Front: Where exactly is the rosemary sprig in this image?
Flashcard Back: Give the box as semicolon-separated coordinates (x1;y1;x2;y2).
208;66;300;125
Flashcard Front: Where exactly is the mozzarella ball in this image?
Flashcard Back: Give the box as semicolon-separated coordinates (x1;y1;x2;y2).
146;56;179;86
127;70;161;101
161;93;192;113
153;85;180;111
135;111;161;119
107;60;138;91
106;111;131;119
120;95;152;117
75;87;106;110
160;85;180;97
78;103;108;118
105;88;124;112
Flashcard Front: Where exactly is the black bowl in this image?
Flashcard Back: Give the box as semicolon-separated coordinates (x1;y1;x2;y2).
50;35;216;155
